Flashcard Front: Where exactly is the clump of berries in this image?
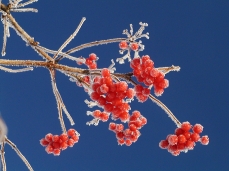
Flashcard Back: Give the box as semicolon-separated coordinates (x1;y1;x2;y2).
89;68;135;123
109;110;147;146
130;55;169;96
77;53;98;69
119;41;139;51
159;122;209;156
40;129;80;156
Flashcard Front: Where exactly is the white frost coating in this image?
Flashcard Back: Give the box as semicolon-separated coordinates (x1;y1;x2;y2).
17;0;38;8
11;8;38;13
86;118;99;126
0;66;33;73
36;45;86;63
84;99;97;108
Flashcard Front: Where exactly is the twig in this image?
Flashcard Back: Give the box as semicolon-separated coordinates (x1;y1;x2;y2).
53;17;86;61
0;65;33;73
0;140;6;171
5;137;34;171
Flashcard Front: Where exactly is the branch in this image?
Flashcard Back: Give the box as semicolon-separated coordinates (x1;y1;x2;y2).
5;137;34;171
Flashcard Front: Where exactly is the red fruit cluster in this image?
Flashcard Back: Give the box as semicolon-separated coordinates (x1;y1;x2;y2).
77;53;98;69
119;41;139;51
40;129;80;156
134;84;150;102
90;68;135;122
159;122;209;156
130;56;169;96
109;110;147;146
91;110;109;122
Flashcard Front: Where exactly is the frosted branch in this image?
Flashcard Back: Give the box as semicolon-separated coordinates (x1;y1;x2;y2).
17;0;38;8
0;140;6;171
5;137;34;171
53;17;86;60
36;45;85;63
0;65;33;73
10;8;38;13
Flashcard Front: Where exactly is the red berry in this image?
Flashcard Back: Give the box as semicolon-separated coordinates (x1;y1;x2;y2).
129;124;137;131
118;139;125;145
193;124;203;134
181;122;192;132
119;41;128;49
101;68;110;77
168;135;178;145
190;132;200;142
185;140;195;150
178;134;187;144
67;129;76;137
131;43;139;51
175;128;184;136
72;135;79;143
67;139;75;147
200;135;209;145
125;139;132;146
45;133;53;142
52;135;59;142
116;124;124;132
89;53;97;60
159;140;169;149
109;122;116;131
93;110;101;118
53;149;61;156
40;138;49;146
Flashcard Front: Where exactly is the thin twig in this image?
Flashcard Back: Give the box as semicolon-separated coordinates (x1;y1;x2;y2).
5;137;34;171
53;17;86;61
0;65;33;73
0;140;6;171
50;69;67;133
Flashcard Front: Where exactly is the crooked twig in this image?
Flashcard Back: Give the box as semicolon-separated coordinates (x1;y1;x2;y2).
53;17;86;61
5;137;34;171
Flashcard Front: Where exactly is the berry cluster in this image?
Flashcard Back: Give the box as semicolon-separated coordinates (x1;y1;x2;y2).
159;122;209;156
40;129;80;156
77;53;98;69
89;68;135;122
109;110;147;146
130;55;169;96
119;41;139;51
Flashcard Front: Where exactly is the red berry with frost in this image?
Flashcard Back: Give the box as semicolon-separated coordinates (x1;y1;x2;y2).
185;140;195;150
89;53;97;60
40;138;49;146
175;128;184;136
181;122;192;132
159;140;169;149
101;68;110;77
118;139;125;145
168;135;178;145
67;129;76;137
67;139;75;147
193;124;203;134
125;139;132;146
53;149;61;156
178;134;187;144
52;135;59;142
45;133;53;142
200;135;209;145
190;132;200;142
109;122;116;131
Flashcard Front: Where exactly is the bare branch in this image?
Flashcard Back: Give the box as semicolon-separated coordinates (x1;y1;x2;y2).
0;140;6;171
0;65;33;73
53;17;86;60
49;69;75;129
10;8;38;13
17;0;38;8
5;137;34;171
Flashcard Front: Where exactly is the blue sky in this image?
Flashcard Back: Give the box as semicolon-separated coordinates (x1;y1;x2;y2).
0;0;229;170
